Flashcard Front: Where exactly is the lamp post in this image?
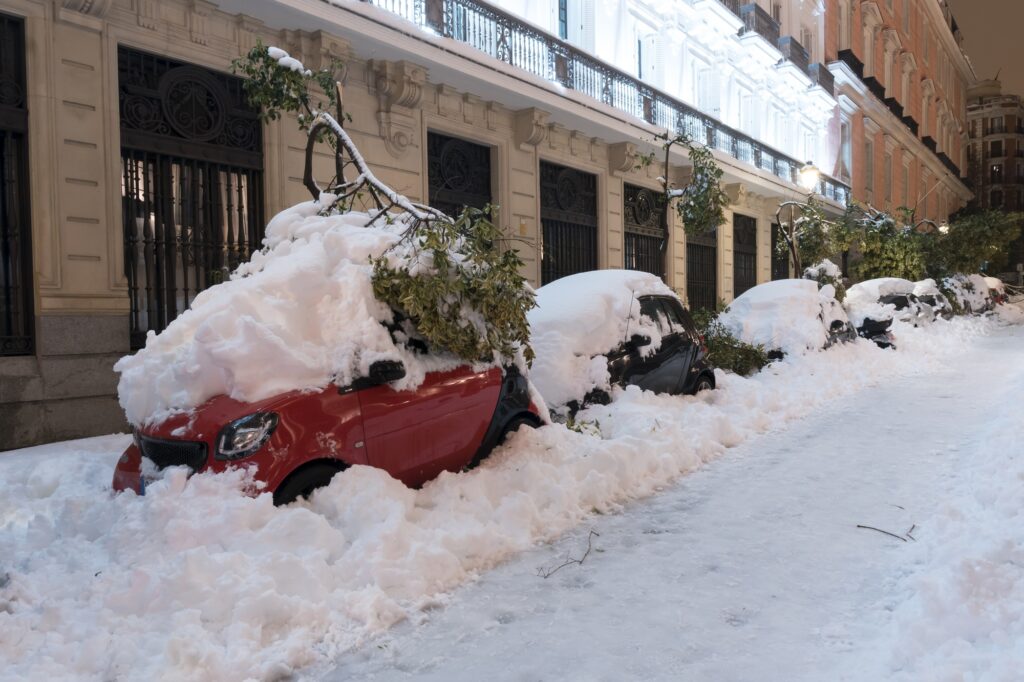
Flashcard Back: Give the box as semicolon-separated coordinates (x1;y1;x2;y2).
774;162;822;277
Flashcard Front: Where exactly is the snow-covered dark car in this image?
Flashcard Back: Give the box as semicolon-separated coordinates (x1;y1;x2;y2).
528;270;714;414
847;278;934;327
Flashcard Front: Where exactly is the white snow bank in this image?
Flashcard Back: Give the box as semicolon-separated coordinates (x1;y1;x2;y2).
528;270;675;408
718;279;848;354
114;198;461;427
1;316;1002;681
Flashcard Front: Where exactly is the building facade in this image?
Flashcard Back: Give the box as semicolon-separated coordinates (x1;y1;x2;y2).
825;0;972;221
0;0;970;449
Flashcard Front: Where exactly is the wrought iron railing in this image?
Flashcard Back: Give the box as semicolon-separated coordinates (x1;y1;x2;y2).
740;4;780;45
776;36;809;76
355;0;850;204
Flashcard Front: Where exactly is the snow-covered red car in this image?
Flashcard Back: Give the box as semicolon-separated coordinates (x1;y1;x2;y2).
113;361;541;505
527;270;714;413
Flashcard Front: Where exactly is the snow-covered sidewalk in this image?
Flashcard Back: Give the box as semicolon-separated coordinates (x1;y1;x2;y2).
0;317;1018;680
324;324;1024;681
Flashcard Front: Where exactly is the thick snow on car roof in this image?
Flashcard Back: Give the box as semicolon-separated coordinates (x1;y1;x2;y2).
718;279;846;355
913;278;942;297
115;197;464;427
528;270;675;408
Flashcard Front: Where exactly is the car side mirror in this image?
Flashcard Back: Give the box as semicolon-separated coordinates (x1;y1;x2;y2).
368;360;406;384
344;360;406;392
629;334;652;349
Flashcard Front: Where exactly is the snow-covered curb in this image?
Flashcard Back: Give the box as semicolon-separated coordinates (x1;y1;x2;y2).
0;317;1003;679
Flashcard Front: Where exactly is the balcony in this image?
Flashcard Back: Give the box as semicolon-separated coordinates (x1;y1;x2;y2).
718;0;741;16
901;115;919;136
364;0;849;203
809;63;834;96
923;136;938;153
938;152;960;177
883;97;903;120
776;36;810;76
739;4;781;45
837;49;864;79
861;76;886;102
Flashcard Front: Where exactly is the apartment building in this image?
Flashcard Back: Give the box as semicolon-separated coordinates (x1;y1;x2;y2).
0;0;970;448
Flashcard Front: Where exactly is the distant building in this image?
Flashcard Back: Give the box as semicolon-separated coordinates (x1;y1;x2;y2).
966;79;1024;270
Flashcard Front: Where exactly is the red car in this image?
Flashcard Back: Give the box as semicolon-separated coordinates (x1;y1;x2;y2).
112;361;541;505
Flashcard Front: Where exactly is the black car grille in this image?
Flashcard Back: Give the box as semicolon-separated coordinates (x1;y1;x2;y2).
140;437;208;472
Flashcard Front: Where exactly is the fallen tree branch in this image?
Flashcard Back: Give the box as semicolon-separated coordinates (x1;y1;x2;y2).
538;530;600;578
856;524;908;542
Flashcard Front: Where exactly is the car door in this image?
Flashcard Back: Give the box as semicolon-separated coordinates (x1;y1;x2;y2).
357;365;501;487
622;296;689;395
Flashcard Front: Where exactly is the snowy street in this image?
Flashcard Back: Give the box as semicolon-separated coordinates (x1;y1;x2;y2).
2;318;1023;680
326;324;1024;681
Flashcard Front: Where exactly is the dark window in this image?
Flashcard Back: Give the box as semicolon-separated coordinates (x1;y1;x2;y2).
427;132;492;218
991;164;1004;183
118;47;264;350
992;190;1004;208
558;0;568;40
0;13;33;356
686;229;717;312
539;161;597;284
623;183;665;279
733;213;757;297
991;141;1003;158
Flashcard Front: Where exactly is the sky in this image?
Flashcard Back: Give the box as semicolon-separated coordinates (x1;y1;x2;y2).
948;0;1024;95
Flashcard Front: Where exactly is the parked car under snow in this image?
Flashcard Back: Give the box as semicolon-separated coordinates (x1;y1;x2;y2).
846;278;934;327
528;270;714;414
717;279;857;357
913;279;953;320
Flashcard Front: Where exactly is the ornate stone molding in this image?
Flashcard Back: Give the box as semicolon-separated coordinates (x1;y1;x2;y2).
137;0;159;30
368;60;426;158
513;107;549;149
608;141;638;175
188;0;217;46
60;0;113;17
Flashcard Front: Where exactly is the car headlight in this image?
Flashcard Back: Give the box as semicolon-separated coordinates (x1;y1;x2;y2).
216;412;279;461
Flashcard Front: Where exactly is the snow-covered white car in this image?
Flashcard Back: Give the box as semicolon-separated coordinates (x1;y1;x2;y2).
846;277;933;327
913;279;954;320
528;270;714;413
717;279;857;357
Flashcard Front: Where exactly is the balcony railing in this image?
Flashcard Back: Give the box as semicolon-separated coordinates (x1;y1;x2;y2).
739;4;781;45
808;63;834;95
718;0;741;16
776;36;809;76
360;0;850;204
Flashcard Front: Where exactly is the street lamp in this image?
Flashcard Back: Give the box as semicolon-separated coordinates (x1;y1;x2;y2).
798;161;820;193
938;223;950;234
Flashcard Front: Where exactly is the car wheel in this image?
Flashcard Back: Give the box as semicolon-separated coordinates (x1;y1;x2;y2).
273;462;344;506
469;416;538;469
694;374;715;394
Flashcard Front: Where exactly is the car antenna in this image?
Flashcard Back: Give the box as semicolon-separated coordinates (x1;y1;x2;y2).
624;289;637;342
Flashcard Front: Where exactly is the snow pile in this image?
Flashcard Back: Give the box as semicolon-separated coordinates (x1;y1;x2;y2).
266;46;313;76
527;270;675;408
803;258;841;281
879;350;1024;680
718;279;848;354
912;278;940;297
1;316;1001;680
114;199;463;427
